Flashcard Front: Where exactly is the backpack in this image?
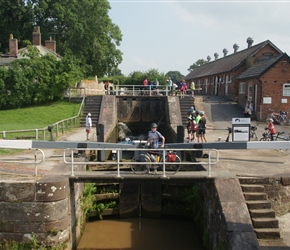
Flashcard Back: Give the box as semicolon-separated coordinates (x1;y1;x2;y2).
191;120;197;131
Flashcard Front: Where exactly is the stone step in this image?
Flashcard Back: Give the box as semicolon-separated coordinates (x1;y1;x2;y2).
244;192;268;201
255;228;281;239
249;209;276;218
246;200;272;210
238;177;267;185
241;184;265;193
252;218;279;228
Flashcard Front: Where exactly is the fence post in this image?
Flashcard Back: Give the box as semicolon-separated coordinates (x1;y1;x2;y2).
35;129;38;140
56;124;59;138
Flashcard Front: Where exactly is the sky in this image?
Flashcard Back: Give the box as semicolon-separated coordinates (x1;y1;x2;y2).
108;0;290;77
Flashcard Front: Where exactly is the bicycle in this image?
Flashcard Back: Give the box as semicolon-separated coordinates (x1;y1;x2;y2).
266;109;289;125
250;125;258;141
130;148;181;175
259;128;285;141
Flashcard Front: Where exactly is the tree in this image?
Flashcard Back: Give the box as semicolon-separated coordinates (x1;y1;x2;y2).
166;71;184;84
187;59;208;72
0;46;83;109
0;0;122;77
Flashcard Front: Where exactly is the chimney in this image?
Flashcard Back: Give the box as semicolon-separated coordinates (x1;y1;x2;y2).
9;34;18;57
233;43;239;53
223;48;228;57
32;26;41;46
247;37;254;48
207;56;211;62
214;52;219;60
45;37;56;53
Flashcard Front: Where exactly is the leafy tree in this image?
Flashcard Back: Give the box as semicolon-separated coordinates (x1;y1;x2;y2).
166;71;184;84
0;46;83;109
0;0;122;77
187;59;208;72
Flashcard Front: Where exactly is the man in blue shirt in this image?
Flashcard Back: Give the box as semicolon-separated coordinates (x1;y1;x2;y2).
146;123;165;149
145;123;165;174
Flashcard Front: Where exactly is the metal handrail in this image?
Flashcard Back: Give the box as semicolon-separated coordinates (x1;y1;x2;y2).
0;148;45;176
0;88;86;140
63;147;219;178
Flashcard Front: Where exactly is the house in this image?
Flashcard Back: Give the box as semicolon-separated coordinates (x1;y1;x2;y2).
0;26;61;66
184;38;290;121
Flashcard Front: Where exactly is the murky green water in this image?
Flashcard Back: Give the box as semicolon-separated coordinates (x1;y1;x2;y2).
77;217;204;250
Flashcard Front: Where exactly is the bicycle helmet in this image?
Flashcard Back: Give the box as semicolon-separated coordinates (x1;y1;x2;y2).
151;123;158;128
268;118;273;122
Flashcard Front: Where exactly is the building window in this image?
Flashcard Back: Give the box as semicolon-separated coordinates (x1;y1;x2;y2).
239;82;245;94
283;83;290;96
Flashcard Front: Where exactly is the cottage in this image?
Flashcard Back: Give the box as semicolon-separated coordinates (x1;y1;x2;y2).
0;26;61;66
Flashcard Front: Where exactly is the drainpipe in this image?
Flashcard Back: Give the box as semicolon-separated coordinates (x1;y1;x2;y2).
257;79;263;121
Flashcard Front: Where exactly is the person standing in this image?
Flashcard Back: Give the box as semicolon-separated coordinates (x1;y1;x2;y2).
85;113;92;140
143;77;148;95
197;111;207;142
145;123;165;174
168;77;173;95
180;80;187;98
190;80;195;97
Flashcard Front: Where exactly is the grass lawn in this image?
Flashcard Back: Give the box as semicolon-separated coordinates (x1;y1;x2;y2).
0;101;81;131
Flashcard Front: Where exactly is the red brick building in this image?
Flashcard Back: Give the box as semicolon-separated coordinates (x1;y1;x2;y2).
0;26;61;66
184;38;290;121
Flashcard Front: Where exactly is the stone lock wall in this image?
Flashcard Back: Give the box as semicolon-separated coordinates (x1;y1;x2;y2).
263;177;290;216
0;176;84;249
203;178;259;250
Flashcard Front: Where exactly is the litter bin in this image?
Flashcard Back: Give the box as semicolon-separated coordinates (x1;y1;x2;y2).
232;118;250;141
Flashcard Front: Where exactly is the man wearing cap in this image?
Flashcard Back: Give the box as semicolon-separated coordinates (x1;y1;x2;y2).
86;113;92;140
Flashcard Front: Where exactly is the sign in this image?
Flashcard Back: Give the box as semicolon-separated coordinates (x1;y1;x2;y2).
232;118;251;125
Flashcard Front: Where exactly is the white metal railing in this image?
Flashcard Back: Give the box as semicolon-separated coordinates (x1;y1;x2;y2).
0;149;45;176
63;147;219;178
113;85;172;96
0;88;86;140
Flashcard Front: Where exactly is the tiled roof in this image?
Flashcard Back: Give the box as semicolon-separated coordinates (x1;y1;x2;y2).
0;45;62;66
184;40;282;80
237;53;285;80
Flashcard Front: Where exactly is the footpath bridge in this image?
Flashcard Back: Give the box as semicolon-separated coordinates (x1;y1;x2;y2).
1;139;290;181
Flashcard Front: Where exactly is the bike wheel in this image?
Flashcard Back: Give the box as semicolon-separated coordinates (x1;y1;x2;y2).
279;116;287;125
161;154;181;175
130;154;151;174
259;137;270;141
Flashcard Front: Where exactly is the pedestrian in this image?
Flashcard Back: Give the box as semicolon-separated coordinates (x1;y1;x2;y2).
197;111;207;142
104;81;110;95
180;80;187;98
244;101;253;118
186;116;193;142
267;118;276;141
190;80;195;97
168;77;173;95
85;113;92;140
145;123;165;174
143;77;148;95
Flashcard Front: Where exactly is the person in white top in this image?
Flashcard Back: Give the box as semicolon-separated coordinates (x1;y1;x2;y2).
85;113;92;140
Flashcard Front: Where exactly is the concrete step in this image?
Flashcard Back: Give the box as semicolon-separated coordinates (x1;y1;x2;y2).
252;218;279;228
244;192;268;201
246;200;272;210
238;177;267;185
250;209;276;218
241;184;265;193
255;228;281;239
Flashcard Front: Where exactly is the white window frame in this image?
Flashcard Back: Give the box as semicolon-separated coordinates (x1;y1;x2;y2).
239;82;245;94
283;83;290;96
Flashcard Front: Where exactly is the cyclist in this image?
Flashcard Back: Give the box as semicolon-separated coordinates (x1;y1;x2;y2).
145;123;165;174
267;118;276;141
